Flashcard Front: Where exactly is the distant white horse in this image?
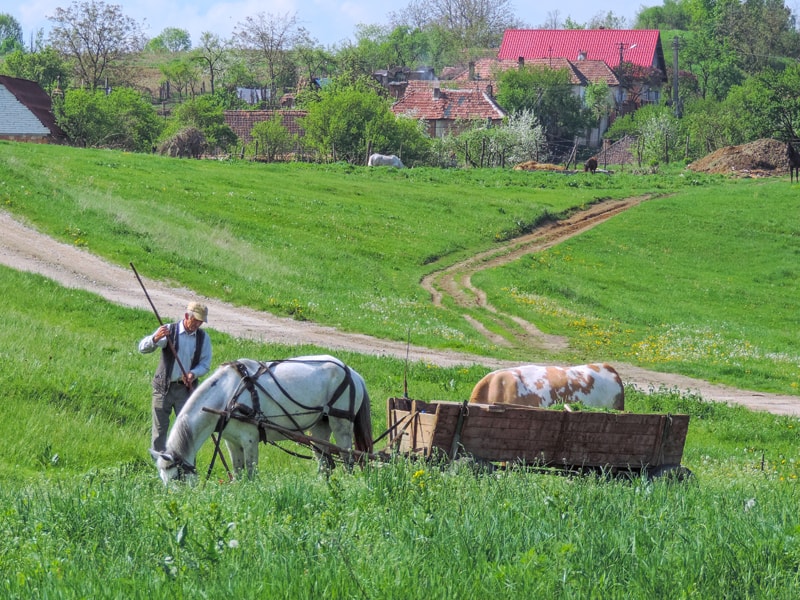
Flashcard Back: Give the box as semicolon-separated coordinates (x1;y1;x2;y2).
150;355;373;484
368;153;404;168
470;363;624;410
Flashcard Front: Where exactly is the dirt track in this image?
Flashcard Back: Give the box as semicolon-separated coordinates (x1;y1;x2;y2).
1;207;798;417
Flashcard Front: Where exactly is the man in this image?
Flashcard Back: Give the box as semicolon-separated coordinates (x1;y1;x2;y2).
139;301;212;452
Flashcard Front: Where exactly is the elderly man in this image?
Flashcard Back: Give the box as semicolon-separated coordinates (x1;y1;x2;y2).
138;301;212;452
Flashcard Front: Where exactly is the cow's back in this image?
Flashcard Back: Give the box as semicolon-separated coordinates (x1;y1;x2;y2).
469;363;624;409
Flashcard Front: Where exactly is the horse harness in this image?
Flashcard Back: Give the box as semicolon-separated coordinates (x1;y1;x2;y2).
214;358;359;445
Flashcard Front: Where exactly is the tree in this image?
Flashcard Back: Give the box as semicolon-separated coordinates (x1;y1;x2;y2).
390;0;520;49
679;29;743;101
55;86;163;151
48;0;144;90
145;27;191;53
638;106;681;165
586;11;628;29
300;75;429;164
1;47;71;93
249;116;295;162
194;32;228;95
159;55;202;100
0;13;23;55
583;81;614;143
634;0;692;30
234;12;299;105
496;65;589;143
749;64;800;141
293;29;333;84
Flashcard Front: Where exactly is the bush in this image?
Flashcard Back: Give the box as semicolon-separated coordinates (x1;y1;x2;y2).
157;127;207;158
55;87;164;152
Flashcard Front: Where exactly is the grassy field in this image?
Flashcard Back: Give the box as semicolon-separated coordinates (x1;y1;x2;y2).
1;142;800;597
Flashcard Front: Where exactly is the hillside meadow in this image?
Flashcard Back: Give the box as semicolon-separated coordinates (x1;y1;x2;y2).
1;142;800;597
2;141;799;395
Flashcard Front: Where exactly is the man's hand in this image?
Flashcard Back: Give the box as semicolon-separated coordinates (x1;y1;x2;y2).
182;372;196;387
153;324;170;342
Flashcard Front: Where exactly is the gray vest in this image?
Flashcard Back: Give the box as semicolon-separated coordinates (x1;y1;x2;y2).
152;322;205;393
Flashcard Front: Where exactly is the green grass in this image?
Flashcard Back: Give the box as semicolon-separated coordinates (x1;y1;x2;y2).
0;141;721;359
475;182;800;393
2;143;800;596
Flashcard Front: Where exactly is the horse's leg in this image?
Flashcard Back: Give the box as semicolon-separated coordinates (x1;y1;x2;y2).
309;420;336;475
225;439;246;476
242;440;259;479
328;418;355;471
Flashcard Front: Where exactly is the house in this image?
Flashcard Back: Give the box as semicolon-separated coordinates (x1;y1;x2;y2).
390;80;507;138
448;56;620;146
498;29;666;107
0;75;67;143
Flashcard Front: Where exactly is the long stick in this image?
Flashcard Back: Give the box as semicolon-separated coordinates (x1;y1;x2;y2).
130;262;232;479
131;262;188;378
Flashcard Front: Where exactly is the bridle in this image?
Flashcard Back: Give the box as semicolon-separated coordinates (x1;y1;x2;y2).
164;455;197;480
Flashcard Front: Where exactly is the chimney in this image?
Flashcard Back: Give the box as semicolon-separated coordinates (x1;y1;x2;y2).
577;50;587;61
518;56;524;67
469;61;475;80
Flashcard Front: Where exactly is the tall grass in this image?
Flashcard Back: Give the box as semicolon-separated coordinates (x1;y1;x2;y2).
2;172;800;596
2;456;799;598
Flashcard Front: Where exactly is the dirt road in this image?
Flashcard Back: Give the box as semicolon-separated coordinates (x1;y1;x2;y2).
1;208;798;417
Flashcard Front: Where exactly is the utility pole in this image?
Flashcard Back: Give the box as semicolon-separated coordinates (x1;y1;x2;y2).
672;36;682;118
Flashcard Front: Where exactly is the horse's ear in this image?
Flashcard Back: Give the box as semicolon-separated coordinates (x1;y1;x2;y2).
149;449;172;463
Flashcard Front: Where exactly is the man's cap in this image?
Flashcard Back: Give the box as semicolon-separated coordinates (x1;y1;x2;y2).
186;301;208;322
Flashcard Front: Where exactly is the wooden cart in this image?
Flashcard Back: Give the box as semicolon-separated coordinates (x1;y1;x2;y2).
386;398;691;479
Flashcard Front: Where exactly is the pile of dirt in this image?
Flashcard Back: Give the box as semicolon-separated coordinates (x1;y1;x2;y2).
687;138;789;177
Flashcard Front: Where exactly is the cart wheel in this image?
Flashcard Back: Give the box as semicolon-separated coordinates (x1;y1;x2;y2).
647;465;693;482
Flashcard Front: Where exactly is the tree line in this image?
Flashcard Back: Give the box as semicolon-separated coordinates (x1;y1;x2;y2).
1;0;800;167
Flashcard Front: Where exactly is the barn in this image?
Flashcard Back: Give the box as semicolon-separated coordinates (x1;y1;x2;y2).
0;75;67;144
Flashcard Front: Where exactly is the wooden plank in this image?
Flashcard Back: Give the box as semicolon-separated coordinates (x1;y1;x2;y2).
385;399;690;468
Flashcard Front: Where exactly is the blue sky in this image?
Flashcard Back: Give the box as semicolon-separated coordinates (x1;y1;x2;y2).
16;0;656;49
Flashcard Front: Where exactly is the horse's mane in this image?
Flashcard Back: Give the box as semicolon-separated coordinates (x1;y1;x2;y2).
165;363;237;459
168;417;195;459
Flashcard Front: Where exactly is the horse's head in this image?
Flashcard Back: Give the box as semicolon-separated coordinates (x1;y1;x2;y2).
150;449;197;485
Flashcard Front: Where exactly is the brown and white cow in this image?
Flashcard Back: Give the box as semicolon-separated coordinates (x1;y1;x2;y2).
469;363;624;410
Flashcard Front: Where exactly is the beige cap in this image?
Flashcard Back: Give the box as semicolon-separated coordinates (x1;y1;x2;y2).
186;301;208;322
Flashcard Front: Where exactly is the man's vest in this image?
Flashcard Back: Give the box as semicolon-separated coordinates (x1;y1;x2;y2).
152;322;205;393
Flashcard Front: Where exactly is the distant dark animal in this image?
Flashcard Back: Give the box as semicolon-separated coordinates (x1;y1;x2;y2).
584;158;598;174
469;363;624;410
368;153;404;168
787;143;800;183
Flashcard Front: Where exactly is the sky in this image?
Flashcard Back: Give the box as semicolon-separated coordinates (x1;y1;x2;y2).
14;0;657;49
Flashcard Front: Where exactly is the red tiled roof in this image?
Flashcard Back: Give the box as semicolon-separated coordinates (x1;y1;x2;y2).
224;110;307;144
451;57;619;88
391;81;506;121
498;29;665;71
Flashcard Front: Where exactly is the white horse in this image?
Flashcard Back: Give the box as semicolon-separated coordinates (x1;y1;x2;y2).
469;363;624;410
368;153;404;168
150;355;373;484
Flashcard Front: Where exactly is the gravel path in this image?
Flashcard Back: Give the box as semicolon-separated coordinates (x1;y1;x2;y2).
2;209;797;416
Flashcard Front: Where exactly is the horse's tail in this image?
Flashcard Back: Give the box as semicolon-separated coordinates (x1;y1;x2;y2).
353;384;374;454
